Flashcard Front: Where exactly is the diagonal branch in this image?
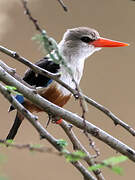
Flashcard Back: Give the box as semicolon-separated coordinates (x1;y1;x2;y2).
0;65;135;163
60;121;105;180
0;83;96;180
0;45;60;78
0;60;104;180
0;45;135;137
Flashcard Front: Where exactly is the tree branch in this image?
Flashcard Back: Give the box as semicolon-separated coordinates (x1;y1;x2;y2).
0;83;96;180
0;44;135;137
0;60;104;180
60;121;105;180
0;65;135;163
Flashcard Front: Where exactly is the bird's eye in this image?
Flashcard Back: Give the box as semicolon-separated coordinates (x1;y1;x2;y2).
81;36;94;43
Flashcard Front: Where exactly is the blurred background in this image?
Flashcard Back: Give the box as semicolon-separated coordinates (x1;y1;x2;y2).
0;0;135;179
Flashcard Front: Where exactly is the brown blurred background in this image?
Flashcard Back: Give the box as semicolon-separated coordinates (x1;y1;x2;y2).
0;0;135;179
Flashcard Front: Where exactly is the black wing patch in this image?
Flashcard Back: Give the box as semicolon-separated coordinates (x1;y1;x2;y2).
8;57;60;112
23;57;60;87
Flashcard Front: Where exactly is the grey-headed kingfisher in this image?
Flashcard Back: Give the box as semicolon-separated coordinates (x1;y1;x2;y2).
6;27;128;140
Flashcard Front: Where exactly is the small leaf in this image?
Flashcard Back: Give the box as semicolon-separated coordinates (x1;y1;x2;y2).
5;86;22;95
57;139;68;148
6;86;17;91
88;156;128;175
30;144;43;149
65;151;86;162
103;156;128;166
73;151;86;158
6;140;14;144
32;34;43;42
111;166;123;175
88;164;103;171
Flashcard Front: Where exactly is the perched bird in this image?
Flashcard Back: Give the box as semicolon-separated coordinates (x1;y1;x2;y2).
6;27;128;140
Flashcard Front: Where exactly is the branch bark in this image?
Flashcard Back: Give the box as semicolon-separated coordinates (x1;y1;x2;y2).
0;45;135;136
0;83;96;180
0;65;135;163
60;121;105;180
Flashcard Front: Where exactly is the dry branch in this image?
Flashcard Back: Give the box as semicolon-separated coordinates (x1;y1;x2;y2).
0;65;135;163
0;45;135;137
60;121;105;180
0;83;96;180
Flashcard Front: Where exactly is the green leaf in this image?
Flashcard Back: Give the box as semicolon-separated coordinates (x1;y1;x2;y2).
32;34;44;43
103;156;128;166
111;166;123;175
88;164;104;171
65;151;86;162
6;86;17;91
0;140;13;148
88;156;128;175
5;86;22;95
57;139;68;148
30;144;43;149
6;140;14;144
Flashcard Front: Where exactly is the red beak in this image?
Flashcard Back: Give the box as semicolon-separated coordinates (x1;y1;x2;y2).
91;37;129;47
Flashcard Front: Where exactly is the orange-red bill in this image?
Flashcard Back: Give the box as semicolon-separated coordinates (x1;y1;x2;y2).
91;37;129;47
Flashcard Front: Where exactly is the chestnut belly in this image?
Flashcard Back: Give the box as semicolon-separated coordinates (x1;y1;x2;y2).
24;84;71;112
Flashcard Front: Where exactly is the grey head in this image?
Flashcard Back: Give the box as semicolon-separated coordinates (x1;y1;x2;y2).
58;27;101;62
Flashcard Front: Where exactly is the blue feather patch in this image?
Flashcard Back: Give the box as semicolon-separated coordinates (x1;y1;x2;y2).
8;95;24;112
15;95;24;104
45;79;53;87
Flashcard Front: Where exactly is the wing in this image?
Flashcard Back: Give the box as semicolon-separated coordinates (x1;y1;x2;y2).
9;57;60;112
23;57;60;87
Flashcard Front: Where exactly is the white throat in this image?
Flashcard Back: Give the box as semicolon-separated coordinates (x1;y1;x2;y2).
52;40;101;96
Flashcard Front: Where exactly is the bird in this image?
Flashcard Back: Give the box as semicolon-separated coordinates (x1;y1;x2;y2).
6;27;128;140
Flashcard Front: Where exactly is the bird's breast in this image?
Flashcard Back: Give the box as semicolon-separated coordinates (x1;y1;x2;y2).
24;83;71;113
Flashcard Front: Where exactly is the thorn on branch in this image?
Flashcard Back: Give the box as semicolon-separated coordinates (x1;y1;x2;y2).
74;93;79;99
68;124;73;131
127;149;135;155
32;89;37;94
12;52;19;58
46;114;53;128
90;128;99;137
114;122;118;126
40;134;46;140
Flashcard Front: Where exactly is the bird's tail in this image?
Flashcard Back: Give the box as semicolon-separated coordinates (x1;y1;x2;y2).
6;112;24;140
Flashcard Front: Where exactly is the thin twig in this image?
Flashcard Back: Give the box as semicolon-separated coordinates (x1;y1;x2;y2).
74;80;99;158
21;0;42;33
84;131;100;159
57;0;68;12
60;121;105;180
0;66;135;163
83;95;135;136
0;140;55;154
